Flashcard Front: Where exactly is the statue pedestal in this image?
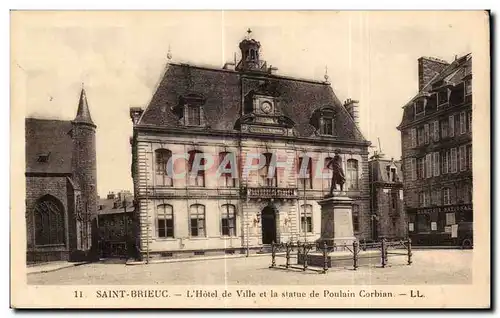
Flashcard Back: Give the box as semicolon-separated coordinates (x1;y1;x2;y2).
317;194;356;248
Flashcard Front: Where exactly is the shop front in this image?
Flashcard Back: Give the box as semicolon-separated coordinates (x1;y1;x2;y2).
407;204;473;247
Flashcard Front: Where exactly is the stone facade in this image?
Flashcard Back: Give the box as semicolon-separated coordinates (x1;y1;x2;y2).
25;88;98;263
130;33;372;261
398;54;473;246
368;156;406;239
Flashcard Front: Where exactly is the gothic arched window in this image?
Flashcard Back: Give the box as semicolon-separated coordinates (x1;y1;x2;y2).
34;195;65;246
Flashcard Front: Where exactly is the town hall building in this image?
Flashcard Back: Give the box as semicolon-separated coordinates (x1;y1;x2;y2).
129;31;372;260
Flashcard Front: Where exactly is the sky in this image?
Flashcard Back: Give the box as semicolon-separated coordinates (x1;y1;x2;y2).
13;11;478;197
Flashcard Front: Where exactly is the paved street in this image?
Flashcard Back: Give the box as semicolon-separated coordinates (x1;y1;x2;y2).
27;250;472;285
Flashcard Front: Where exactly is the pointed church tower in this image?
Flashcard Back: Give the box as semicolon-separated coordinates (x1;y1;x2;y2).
71;86;97;256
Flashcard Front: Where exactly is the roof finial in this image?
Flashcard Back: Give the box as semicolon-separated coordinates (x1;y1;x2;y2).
167;44;172;61
246;28;252;39
324;65;330;83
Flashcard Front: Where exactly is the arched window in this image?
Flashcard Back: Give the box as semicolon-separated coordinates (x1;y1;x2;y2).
190;204;205;237
323;157;334;191
221;204;236;236
300;204;313;233
298;156;313;189
346;159;359;190
155;149;173;186
218;152;236;188
34;195;65;246
188;150;205;187
157;204;174;238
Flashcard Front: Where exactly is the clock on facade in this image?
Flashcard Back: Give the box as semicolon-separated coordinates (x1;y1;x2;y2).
260;101;273;114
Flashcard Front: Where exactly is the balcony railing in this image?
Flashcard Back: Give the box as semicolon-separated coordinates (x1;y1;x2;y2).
243;186;298;199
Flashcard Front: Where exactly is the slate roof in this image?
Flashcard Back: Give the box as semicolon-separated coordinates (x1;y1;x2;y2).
98;195;135;215
399;53;472;128
137;63;367;142
25;118;73;174
369;158;403;183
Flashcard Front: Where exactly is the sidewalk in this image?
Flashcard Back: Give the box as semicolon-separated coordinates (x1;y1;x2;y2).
26;261;89;274
126;252;275;266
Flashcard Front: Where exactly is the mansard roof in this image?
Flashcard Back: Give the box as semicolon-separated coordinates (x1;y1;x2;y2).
136;63;367;142
398;53;471;129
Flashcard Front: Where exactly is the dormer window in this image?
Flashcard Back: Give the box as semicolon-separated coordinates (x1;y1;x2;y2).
437;89;448;106
37;152;50;163
177;93;206;127
465;79;472;96
321;117;334;135
414;99;425;115
310;106;336;137
187;105;201;126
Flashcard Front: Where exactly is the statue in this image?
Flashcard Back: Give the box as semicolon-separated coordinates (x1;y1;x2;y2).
326;153;346;194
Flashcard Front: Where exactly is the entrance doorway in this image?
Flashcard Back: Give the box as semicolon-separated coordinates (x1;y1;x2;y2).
261;206;277;244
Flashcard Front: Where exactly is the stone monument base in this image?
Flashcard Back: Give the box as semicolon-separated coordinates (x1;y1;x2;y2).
317;194;357;248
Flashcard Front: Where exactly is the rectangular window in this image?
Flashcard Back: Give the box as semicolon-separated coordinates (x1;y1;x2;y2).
468;111;472;132
417;214;431;232
188;151;206;187
467;145;472;171
438;90;448;106
424;124;430;144
415;100;425;115
157;204;174;238
465;79;472;95
301;204;313;233
426;153;432;178
459;145;467;171
443;188;451;205
418;127;425;145
221;204;236;236
298;157;313;190
219;152;236;188
320;117;334;135
424;191;430;207
410;128;417;148
410;158;416;181
451;148;458;173
460;112;466;134
187;106;201;126
417;157;425;179
190;204;205;237
432;121;439;142
442;151;449;174
441;120;448;139
433;152;440;176
449;115;455;137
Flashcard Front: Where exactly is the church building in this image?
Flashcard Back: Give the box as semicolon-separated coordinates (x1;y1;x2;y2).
129;31;372;260
25;88;98;263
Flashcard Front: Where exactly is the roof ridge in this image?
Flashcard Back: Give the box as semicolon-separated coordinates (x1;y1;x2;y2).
169;62;329;85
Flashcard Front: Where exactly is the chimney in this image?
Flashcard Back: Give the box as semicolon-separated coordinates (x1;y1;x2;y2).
417;56;449;91
129;107;144;125
344;98;360;127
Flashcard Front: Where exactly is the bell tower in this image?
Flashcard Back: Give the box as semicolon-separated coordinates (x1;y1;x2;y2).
71;85;97;257
236;28;264;72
